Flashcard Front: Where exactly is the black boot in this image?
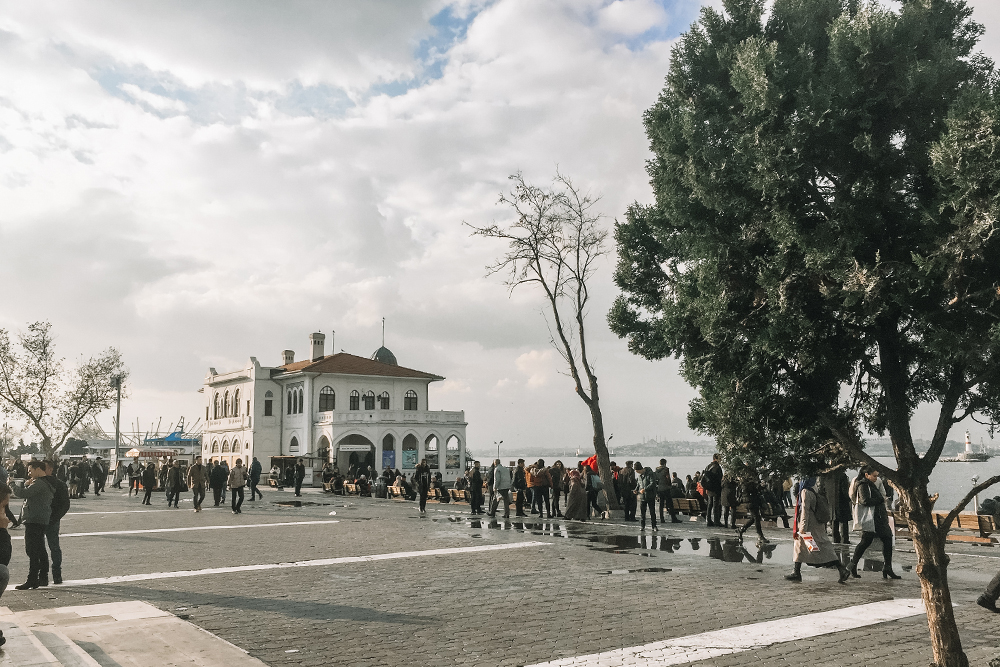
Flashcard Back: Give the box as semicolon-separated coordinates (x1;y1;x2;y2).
37;573;49;587
837;563;850;584
52;567;62;585
14;578;39;590
785;563;802;582
849;560;861;579
883;567;902;580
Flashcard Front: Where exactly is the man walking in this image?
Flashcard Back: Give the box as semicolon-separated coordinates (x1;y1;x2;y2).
702;454;724;527
656;459;681;523
15;461;53;589
513;459;527;517
210;459;227;506
248;456;263;501
42;461;70;584
532;460;552;518
294;458;306;497
229;459;247;514
415;459;431;513
187;456;207;512
634;462;658;531
619;462;637;521
489;459;511;519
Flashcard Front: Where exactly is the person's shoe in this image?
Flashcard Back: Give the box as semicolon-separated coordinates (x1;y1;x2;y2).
37;574;49;587
640;525;646;531
652;526;659;532
850;562;861;579
883;569;902;580
515;513;527;517
784;572;802;582
672;518;682;523
14;579;39;590
706;521;715;527
52;568;62;585
233;510;238;514
838;565;850;585
556;512;563;517
976;595;1000;613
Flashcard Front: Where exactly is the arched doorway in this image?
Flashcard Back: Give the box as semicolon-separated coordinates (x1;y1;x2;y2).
316;435;331;462
336;434;375;476
381;434;395;470
402;434;418;469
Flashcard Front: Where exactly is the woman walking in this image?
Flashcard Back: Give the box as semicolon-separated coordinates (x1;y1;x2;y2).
562;468;589;521
469;461;484;515
786;477;849;584
415;459;431;513
848;466;900;579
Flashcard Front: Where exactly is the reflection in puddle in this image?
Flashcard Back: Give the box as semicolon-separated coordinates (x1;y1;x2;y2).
600;567;672;574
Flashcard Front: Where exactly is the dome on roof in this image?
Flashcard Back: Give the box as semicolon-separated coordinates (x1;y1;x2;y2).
371;346;398;366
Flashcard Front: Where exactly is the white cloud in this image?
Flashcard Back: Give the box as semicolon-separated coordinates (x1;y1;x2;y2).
515;349;560;388
598;0;668;35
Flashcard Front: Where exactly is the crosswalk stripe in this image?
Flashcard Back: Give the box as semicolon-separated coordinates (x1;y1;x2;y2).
525;598;925;666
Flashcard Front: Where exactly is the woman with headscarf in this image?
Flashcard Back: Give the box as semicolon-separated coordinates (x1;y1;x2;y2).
786;476;849;584
562;468;589;521
848;466;900;579
550;461;567;518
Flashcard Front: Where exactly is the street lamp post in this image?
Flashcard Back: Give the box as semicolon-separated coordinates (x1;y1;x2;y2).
111;375;123;464
495;440;503;462
973;475;980;515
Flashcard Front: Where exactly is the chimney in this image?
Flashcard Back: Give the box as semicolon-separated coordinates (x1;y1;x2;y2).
282;350;295;365
309;332;325;361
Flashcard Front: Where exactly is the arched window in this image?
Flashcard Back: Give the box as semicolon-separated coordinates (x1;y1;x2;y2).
402;434;418;469
287;390;293;415
350;390;360;410
363;390;375;410
212;440;219;453
297;388;304;414
213;393;220;419
378;391;390;410
222;440;231;453
233;389;240;416
319;386;335;411
290;436;299;453
264;390;274;416
224;390;230;417
446;435;460;469
404;390;418;411
232;440;240;452
425;435;439;468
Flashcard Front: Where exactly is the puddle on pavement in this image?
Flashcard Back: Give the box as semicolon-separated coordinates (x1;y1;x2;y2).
275;501;337;507
600;567;672;574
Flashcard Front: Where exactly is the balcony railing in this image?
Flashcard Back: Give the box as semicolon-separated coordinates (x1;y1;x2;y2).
315;410;465;426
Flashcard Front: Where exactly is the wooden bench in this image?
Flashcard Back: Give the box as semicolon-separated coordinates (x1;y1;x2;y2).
268;478;280;488
672;498;701;516
343;483;359;496
388;486;405;499
449;489;470;503
893;511;998;546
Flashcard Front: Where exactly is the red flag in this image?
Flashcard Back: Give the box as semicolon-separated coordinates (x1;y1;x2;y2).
580;455;598;472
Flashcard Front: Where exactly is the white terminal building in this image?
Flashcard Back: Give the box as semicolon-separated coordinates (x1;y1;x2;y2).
200;333;468;484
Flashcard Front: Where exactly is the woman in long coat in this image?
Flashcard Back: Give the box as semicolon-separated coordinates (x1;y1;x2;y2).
562;468;589;521
165;460;183;508
786;476;849;583
848;466;900;579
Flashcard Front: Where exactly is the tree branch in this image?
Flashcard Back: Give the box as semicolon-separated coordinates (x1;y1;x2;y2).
939;474;1000;532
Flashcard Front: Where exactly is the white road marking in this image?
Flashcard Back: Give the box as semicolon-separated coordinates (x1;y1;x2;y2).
7;541;548;590
9;520;340;540
64;508;227;516
525;598;925;666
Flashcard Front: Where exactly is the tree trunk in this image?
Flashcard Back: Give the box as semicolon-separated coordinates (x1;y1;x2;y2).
903;486;969;667
589;399;621;511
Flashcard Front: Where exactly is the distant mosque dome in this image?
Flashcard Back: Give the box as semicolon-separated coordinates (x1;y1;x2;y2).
371;346;398;366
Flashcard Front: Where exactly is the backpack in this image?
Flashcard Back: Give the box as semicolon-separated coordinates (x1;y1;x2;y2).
811;489;832;523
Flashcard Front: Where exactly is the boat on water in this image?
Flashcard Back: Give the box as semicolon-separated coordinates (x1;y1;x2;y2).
941;431;992;462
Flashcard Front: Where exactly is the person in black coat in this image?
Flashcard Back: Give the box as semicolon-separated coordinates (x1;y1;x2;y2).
735;471;768;543
414;460;431;513
294;459;306;497
848;467;900;579
209;461;228;506
0;481;11;646
141;464;157;505
469;462;484;514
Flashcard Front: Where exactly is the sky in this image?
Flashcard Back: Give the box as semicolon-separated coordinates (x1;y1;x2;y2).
0;0;998;454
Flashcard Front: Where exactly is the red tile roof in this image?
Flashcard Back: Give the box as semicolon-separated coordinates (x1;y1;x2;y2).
274;352;443;381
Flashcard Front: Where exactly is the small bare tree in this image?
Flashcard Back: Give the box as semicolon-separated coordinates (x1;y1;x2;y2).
0;322;128;458
470;171;620;512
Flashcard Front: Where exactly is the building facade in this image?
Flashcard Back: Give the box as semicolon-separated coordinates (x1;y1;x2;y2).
200;333;468;483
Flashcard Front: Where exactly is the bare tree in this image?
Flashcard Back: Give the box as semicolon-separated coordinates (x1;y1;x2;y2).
0;322;128;458
470;171;620;512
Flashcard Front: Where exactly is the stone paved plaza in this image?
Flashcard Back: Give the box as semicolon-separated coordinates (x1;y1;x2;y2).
3;487;1000;666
